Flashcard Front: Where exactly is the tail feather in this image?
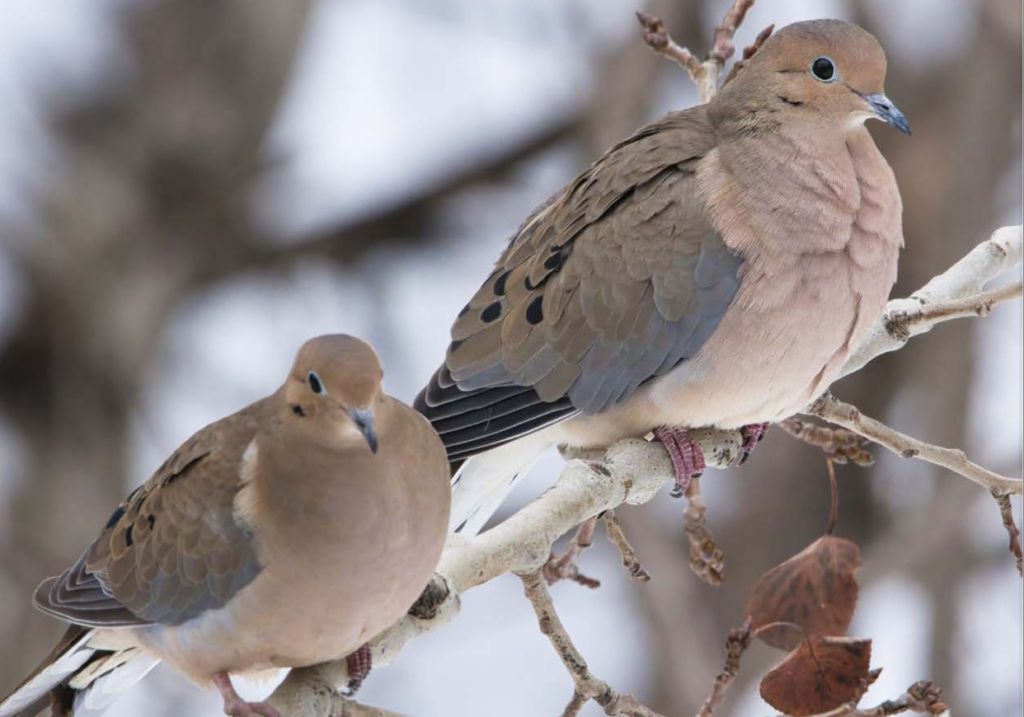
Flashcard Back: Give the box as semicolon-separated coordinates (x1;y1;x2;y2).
0;626;94;717
71;652;159;717
451;431;553;535
0;627;156;717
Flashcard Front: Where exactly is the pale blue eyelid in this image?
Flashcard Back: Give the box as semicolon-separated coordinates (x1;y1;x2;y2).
308;370;326;395
810;55;839;83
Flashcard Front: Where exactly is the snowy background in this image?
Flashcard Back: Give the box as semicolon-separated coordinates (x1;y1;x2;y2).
0;1;1020;716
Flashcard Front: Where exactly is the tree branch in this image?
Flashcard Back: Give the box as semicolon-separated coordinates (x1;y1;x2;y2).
808;393;1021;497
767;680;948;716
519;569;669;717
603;510;651;582
636;0;756;102
696;622;752;717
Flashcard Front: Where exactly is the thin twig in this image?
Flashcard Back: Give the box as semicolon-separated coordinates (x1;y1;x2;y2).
684;476;725;585
696;621;752;717
710;0;757;63
826;456;839;536
635;11;702;77
778;417;875;466
637;0;757;103
519;570;669;717
544;515;601;587
994;492;1023;577
768;680;948;716
883;280;1021;341
602;510;651;582
809;393;1022;497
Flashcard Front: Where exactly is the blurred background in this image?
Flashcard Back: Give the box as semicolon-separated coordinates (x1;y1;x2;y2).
0;0;1020;715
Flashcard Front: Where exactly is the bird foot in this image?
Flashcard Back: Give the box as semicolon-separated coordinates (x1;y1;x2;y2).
652;426;705;497
213;673;282;717
739;422;770;464
346;643;373;693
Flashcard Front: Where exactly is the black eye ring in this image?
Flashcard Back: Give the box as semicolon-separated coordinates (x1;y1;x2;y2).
307;371;325;395
810;56;837;83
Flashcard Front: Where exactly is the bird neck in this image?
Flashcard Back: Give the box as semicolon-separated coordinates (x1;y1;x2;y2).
241;399;400;551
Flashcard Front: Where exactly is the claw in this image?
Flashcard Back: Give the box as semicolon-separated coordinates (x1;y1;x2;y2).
346;643;373;693
653;426;706;496
739;422;770;464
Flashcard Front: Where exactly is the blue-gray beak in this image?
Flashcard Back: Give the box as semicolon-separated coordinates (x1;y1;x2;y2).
348;409;378;454
865;93;911;136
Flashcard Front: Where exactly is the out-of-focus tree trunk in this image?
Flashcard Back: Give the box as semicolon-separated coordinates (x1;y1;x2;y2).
0;0;312;689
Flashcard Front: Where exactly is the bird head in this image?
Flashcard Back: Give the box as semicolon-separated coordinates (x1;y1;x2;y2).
283;334;384;454
713;19;910;137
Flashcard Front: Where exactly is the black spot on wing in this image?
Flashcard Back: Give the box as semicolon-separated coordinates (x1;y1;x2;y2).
526;295;544;325
493;270;511;297
105;506;125;529
544;251;566;271
481;302;502;323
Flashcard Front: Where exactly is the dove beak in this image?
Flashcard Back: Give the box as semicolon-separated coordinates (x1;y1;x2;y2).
348;409;378;454
865;93;911;136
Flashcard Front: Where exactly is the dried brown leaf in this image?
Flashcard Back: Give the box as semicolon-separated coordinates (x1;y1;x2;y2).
760;636;872;716
746;536;861;650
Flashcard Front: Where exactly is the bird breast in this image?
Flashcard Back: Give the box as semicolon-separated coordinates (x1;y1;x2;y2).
556;126;902;445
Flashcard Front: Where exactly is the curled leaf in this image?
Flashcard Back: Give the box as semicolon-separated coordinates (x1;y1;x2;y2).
746;536;861;650
760;636;872;716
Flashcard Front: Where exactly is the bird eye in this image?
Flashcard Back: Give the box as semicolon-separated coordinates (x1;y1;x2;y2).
307;371;325;395
810;56;837;83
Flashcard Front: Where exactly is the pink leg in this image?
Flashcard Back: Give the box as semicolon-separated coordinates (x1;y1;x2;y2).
739;422;770;464
346;643;373;693
652;426;706;498
213;673;282;717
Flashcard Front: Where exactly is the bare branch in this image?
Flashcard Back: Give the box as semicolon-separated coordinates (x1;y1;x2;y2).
809;393;1022;497
602;510;651;582
884;280;1021;334
768;679;949;716
778;417;875;466
519;570;669;717
683;476;726;585
635;11;702;78
696;621;752;717
994;492;1023;576
711;0;757;63
637;0;758;102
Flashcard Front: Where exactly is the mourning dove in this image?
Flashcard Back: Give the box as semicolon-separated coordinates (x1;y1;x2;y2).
0;335;451;717
415;19;908;533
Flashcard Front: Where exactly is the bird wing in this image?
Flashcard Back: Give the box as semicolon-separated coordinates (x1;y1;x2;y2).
34;402;266;628
416;108;742;460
